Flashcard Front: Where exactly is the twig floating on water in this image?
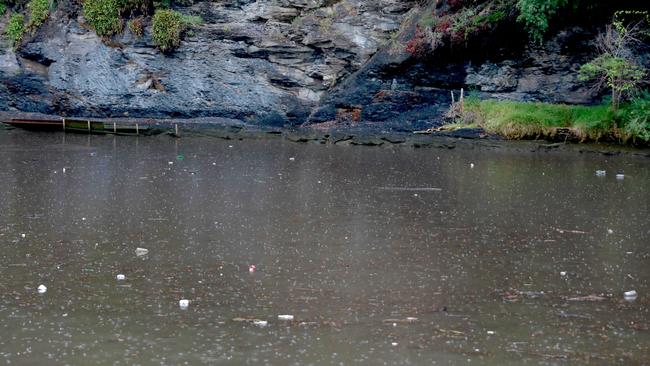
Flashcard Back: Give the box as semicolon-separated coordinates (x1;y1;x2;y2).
375;187;442;192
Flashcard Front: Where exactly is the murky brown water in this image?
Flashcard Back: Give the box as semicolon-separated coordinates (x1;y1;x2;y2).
0;130;648;365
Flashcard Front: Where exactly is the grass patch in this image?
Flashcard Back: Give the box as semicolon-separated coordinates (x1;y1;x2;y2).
180;14;202;26
458;98;617;141
451;96;650;144
4;13;25;49
27;0;50;29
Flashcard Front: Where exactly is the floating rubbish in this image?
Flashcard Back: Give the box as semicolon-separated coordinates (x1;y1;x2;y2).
624;290;638;301
383;318;418;324
168;161;173;165
607;229;614;234
37;284;47;294
391;342;398;346
177;155;184;161
567;294;606;302
470;163;474;168
62;167;66;173
278;315;294;321
616;174;625;180
135;247;149;256
487;331;495;335
21;233;25;238
248;264;257;273
560;271;567;276
595;170;606;177
253;320;268;327
179;299;189;309
289;157;295;161
116;274;126;281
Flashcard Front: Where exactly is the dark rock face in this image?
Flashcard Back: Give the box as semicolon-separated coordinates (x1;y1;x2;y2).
1;0;417;125
0;1;645;128
310;21;606;128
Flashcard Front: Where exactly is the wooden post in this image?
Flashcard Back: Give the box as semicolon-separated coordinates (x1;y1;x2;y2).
136;123;139;135
460;88;464;114
175;124;179;137
113;122;117;133
62;118;66;132
87;120;91;133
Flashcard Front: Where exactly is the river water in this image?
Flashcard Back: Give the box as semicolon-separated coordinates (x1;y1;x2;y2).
0;130;648;365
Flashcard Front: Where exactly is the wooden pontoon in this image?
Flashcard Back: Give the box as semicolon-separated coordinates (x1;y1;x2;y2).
2;117;149;135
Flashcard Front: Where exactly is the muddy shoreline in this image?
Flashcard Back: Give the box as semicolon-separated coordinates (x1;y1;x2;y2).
1;111;649;158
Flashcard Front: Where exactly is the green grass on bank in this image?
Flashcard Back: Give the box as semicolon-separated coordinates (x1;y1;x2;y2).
458;96;650;144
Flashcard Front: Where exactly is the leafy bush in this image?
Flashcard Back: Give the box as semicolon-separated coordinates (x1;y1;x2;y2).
516;0;567;44
117;0;150;17
152;9;182;52
619;93;650;142
27;0;50;29
83;0;122;37
4;13;25;48
127;17;143;37
0;2;7;16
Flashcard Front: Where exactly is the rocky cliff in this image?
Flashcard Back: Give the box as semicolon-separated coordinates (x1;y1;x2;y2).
0;0;647;128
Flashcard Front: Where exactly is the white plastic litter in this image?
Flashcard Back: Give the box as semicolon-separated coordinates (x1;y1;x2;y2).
21;233;25;238
179;299;190;309
278;315;294;321
595;170;606;177
624;290;638;300
135;247;149;256
116;274;126;281
289;157;295;161
487;330;495;335
391;342;398;346
37;284;47;294
560;271;567;276
248;264;257;273
470;163;474;168
253;320;268;327
607;229;614;234
616;174;625;180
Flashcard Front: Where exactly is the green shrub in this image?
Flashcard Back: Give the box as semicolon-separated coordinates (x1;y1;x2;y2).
117;0;150;17
4;13;25;48
152;9;182;52
83;0;122;37
0;2;7;16
516;0;567;44
27;0;50;29
127;17;143;37
619;93;650;142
